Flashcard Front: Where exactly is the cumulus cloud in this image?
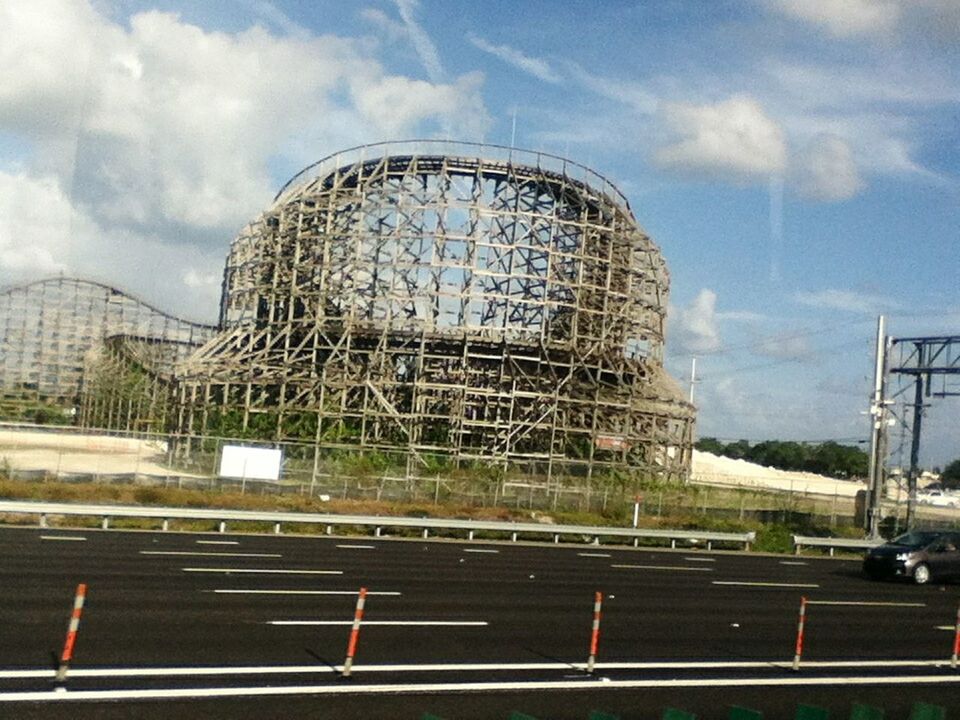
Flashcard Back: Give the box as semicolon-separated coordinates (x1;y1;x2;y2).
0;0;492;319
795;134;865;201
654;96;787;182
467;34;561;84
672;289;722;354
767;0;902;38
0;168;224;320
794;289;900;315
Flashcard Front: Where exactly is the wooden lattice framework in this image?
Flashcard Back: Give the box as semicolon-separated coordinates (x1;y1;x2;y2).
178;142;695;482
0;277;215;420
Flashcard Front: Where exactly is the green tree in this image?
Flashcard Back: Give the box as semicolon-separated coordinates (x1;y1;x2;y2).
694;437;725;454
943;459;960;489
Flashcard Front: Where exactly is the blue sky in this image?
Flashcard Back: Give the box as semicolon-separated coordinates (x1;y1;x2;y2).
1;0;958;466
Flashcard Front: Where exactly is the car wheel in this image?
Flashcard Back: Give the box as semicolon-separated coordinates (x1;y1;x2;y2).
913;563;932;585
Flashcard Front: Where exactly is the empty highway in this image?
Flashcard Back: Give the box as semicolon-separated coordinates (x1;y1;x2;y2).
2;525;959;718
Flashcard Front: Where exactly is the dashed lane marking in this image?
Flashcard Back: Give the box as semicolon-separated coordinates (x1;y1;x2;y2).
780;561;808;566
684;557;716;562
712;581;819;588
462;549;499;554
39;536;86;542
578;552;611;558
806;601;925;607
336;544;376;550
612;564;713;572
141;551;281;558
182;568;342;575
196;540;240;545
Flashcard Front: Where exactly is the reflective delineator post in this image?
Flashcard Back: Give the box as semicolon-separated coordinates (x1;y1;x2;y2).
587;591;603;674
792;595;807;672
342;587;367;678
951;602;960;669
55;583;87;686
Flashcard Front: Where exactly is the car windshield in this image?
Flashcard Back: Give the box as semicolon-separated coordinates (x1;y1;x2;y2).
890;531;940;548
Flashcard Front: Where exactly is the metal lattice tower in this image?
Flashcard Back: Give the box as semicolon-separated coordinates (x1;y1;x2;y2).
177;141;695;482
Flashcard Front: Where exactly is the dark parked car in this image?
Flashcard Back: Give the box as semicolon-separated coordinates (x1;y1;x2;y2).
863;530;960;585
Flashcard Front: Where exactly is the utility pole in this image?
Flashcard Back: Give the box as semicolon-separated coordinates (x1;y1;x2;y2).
865;316;888;538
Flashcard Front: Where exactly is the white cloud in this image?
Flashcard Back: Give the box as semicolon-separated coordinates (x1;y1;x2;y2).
0;171;77;277
672;289;722;354
392;0;444;82
467;34;560;84
796;134;865;201
794;289;900;315
0;0;492;319
767;0;901;38
654;96;787;182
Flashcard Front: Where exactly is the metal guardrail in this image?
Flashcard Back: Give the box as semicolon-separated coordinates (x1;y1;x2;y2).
0;501;756;550
792;535;883;556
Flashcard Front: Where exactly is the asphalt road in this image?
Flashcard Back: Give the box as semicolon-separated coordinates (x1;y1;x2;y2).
2;525;960;718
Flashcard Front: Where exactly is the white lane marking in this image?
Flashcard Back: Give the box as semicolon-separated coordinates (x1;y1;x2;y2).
183;568;342;575
196;540;240;546
612;564;713;572
684;557;716;563
336;544;376;550
268;620;488;626
209;590;401;596
578;552;611;558
935;625;960;631
462;549;499;554
807;601;925;607
780;561;808;566
712;581;819;588
0;658;953;680
6;674;960;702
39;535;87;542
141;551;281;558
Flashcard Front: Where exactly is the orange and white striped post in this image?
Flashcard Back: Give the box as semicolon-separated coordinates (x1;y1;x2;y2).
792;595;807;671
587;591;603;674
55;583;87;685
951;602;960;669
342;587;367;678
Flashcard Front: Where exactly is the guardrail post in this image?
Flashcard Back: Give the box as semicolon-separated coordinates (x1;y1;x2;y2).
587;591;603;673
511;532;518;542
342;587;367;678
326;525;332;535
423;528;429;539
40;513;47;528
101;517;110;530
273;522;281;535
54;583;87;688
162;519;169;532
218;521;226;533
468;530;474;541
793;596;807;671
375;527;382;537
554;534;559;544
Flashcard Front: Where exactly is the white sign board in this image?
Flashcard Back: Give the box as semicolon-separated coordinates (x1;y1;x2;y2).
218;445;283;481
